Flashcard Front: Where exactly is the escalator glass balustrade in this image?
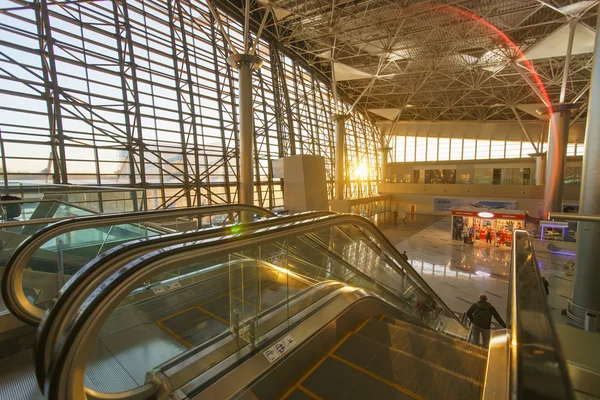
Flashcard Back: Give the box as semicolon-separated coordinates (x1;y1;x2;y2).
41;214;464;399
2;204;278;324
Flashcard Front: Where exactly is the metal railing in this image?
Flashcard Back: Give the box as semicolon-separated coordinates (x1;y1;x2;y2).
506;230;574;399
33;211;334;391
41;213;467;399
548;212;600;223
1;203;276;325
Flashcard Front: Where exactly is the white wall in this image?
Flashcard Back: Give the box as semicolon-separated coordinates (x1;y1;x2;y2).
378;183;580;217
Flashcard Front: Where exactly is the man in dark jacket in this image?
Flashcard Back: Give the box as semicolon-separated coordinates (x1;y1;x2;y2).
466;294;506;348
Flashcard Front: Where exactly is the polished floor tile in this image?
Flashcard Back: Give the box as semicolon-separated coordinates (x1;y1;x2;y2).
376;214;578;329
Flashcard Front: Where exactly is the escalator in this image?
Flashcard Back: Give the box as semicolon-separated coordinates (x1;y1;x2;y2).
0;197;103;316
255;316;485;400
38;214;472;399
20;215;574;399
0;207;338;400
2;203;279;324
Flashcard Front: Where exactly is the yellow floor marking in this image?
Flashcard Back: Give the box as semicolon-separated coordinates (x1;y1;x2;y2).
157;305;198;324
155;320;193;348
157;293;230;346
297;385;323;400
195;305;230;326
330;354;425;400
200;292;228;305
282;318;432;400
280;332;354;400
154;276;306;361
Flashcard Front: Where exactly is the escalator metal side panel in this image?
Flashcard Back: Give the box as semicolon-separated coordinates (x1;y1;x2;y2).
482;329;508;400
183;293;411;400
565;362;600;399
160;282;344;391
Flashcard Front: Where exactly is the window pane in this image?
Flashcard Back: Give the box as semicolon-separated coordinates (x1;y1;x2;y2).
415;137;427;162
427;137;438;161
450;138;462;160
474;168;493;184
576;143;585;156
521;141;535;157
438;138;450;161
405;136;416;162
490;140;505;159
476;139;490;159
505;141;521;158
394;136;405;162
463;139;475;160
567;143;576;156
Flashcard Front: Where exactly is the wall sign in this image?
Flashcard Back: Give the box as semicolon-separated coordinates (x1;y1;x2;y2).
434;198;517;213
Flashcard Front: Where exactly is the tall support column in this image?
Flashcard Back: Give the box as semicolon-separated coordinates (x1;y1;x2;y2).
334;114;349;200
533;153;546;186
569;9;600;326
228;54;262;220
381;147;392;183
539;104;578;219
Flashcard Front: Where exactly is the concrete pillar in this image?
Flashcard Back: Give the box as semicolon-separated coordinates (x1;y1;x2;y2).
539;104;577;219
534;153;546;185
334;114;349;200
228;54;262;221
381;147;392;183
569;9;600;325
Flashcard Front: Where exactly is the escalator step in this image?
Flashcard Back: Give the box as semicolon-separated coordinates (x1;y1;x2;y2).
357;319;486;382
381;316;487;355
333;334;482;400
301;357;415;400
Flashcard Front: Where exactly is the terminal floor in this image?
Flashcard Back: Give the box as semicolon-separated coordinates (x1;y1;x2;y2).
0;213;582;399
375;213;578;330
83;273;308;393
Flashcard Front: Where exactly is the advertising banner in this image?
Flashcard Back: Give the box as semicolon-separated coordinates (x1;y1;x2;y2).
434;198;517;213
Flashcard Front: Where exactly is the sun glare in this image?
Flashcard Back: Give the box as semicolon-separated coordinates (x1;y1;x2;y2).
355;162;369;179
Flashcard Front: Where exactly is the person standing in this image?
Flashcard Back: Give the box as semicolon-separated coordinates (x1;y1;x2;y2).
542;277;550;295
485;229;492;244
466;294;506;348
401;251;408;261
401;209;407;225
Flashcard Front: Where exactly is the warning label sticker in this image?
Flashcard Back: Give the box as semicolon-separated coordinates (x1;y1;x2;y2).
263;335;296;363
152;281;181;295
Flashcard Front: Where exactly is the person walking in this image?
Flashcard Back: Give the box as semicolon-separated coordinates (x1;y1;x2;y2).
466;294;506;348
401;209;407;225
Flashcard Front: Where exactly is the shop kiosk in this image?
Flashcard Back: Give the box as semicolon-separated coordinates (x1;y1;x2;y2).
451;208;527;247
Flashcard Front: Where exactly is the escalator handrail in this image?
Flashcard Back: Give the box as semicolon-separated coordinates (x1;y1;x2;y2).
0;198;102;228
2;203;275;325
44;214;466;400
34;211;334;391
508;230;574;400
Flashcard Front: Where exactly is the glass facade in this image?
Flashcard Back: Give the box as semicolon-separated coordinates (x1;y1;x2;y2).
392;136;584;163
0;0;380;209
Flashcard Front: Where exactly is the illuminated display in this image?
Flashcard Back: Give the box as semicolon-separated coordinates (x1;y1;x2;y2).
478;212;495;218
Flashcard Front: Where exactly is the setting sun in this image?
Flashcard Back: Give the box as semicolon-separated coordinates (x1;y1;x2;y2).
355;162;368;179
